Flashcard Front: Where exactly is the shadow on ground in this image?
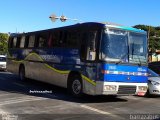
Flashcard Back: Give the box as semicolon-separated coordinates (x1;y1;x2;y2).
0;72;129;103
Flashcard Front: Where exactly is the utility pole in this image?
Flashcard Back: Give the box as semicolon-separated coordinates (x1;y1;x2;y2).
148;26;150;39
148;26;152;62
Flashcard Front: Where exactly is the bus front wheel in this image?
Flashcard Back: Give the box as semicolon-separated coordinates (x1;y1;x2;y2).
19;66;26;81
68;75;83;97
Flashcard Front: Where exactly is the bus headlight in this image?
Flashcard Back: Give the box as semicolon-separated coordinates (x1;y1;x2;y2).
138;86;148;92
104;85;117;91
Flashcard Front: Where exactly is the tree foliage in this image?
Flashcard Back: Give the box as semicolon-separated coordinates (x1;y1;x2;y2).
0;33;9;54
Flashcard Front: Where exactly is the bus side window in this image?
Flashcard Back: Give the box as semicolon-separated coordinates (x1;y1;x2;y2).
38;32;48;48
16;37;21;48
28;35;35;48
67;31;79;48
59;31;67;47
13;37;17;48
63;31;68;46
20;36;25;48
80;31;97;61
48;34;52;48
52;31;60;47
24;36;29;48
80;33;87;61
8;37;13;48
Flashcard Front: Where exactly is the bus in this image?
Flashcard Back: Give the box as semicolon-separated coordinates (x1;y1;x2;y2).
7;22;148;97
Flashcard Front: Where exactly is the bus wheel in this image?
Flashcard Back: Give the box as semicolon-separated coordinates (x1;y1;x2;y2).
19;66;26;81
68;75;83;97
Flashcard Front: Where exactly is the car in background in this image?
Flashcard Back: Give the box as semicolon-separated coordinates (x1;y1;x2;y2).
0;55;6;71
146;69;160;96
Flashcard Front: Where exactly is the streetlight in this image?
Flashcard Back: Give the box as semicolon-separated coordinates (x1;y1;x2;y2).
49;14;61;22
49;14;82;23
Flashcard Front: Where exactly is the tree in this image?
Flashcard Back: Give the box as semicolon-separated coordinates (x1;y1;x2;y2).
133;25;148;31
0;33;9;54
155;26;160;31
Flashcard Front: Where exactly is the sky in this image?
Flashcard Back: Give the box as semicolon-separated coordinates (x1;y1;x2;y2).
0;0;160;33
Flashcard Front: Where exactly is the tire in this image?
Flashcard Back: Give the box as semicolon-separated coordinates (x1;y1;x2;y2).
145;89;151;97
19;66;26;81
68;75;83;97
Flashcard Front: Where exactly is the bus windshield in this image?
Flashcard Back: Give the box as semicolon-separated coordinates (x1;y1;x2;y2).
0;57;6;62
100;28;147;64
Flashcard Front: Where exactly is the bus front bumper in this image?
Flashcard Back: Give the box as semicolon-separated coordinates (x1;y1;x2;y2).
96;81;148;96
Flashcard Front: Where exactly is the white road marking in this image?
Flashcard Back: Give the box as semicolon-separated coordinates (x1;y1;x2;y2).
0;94;11;97
121;96;140;100
0;96;48;106
0;110;18;120
81;105;112;115
80;105;123;119
0;109;9;114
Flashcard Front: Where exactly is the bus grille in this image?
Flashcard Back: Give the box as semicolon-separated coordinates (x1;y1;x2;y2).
118;85;136;95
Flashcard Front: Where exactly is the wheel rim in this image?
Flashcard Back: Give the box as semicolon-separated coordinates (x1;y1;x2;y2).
72;79;81;95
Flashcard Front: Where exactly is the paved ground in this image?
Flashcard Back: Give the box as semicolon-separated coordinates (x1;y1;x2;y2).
0;71;160;120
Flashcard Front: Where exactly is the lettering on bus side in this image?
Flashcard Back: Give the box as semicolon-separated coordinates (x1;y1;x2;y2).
41;55;61;63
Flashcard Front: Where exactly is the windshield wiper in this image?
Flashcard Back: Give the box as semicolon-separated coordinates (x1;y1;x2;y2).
135;55;142;66
116;53;129;65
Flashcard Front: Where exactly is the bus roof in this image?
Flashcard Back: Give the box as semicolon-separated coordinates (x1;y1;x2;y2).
79;22;147;34
9;22;147;37
105;24;146;33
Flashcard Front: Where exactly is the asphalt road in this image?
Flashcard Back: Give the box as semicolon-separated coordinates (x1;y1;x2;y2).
0;71;160;120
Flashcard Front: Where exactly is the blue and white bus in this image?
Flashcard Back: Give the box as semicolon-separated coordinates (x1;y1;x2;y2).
7;22;148;97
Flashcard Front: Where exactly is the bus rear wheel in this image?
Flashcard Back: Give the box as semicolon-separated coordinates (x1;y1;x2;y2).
68;75;83;97
19;66;26;81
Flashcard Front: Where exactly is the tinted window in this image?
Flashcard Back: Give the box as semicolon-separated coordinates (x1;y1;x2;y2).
61;31;67;47
13;37;17;48
38;32;48;48
80;31;97;61
20;36;25;48
0;57;6;62
9;37;20;48
49;31;80;48
8;37;13;48
28;35;35;48
67;31;80;48
49;31;60;47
